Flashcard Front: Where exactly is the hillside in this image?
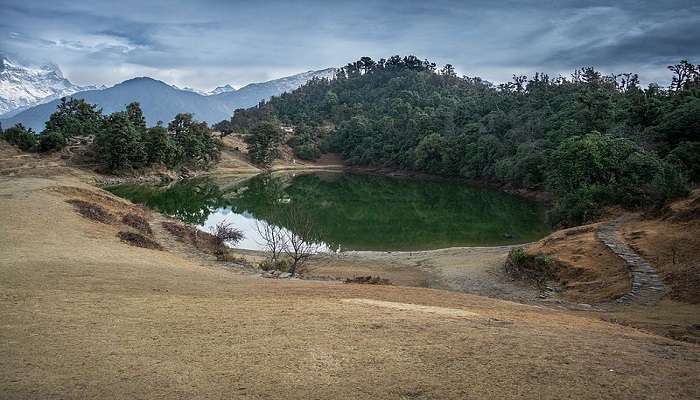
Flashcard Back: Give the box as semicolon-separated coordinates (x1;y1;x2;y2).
0;145;698;399
230;56;700;226
1;69;336;131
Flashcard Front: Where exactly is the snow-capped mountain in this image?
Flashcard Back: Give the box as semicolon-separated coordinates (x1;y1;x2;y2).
0;55;102;117
2;67;338;131
208;84;236;95
169;84;207;95
234;68;337;96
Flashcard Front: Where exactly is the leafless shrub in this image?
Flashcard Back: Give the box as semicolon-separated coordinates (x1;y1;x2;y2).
255;220;287;262
121;213;152;235
282;207;321;276
213;220;244;247
118;231;163;250
66;199;116;224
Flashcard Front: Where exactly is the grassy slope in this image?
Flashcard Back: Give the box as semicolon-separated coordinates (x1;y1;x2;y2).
0;145;699;399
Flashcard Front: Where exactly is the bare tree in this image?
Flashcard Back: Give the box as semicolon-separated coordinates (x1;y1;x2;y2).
282;207;321;276
255;220;287;262
668;60;698;93
213;220;244;247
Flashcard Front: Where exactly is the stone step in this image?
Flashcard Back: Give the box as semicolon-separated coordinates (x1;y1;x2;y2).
596;217;666;307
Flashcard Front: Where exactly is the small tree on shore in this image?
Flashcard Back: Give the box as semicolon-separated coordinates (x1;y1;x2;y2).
245;121;283;167
282;206;321;276
255;219;287;262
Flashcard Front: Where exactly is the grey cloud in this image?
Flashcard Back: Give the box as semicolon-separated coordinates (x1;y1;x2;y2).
0;0;698;89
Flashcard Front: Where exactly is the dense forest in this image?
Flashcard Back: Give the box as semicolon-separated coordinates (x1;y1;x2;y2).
221;56;700;225
1;98;220;173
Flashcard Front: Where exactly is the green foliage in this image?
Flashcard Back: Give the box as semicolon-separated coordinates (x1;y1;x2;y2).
126;102;147;133
666;141;700;182
228;55;699;225
293;143;321;160
144;124;180;167
43;97;104;138
212;119;234;135
505;247;556;286
414;133;448;174
37;131;67;152
90;106;219;173
546;133;687;225
2;123;37;151
650;96;700;153
508;247;528;268
96;111;147;171
245;121;283;167
169;113;220;167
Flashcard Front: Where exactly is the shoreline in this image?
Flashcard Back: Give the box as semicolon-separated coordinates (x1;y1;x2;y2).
92;151;552;206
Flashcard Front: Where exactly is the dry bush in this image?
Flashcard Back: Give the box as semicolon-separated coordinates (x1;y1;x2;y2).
161;221;221;254
117;231;163;250
212;220;244;247
66;199;116;224
344;276;391;285
258;258;291;272
214;249;248;264
122;213;153;235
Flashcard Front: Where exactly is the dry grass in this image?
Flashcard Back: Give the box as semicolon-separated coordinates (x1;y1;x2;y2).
2;173;700;399
66;199;116;224
121;213;153;235
117;231;163;250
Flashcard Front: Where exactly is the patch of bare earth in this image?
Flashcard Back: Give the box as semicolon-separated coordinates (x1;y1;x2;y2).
523;224;631;303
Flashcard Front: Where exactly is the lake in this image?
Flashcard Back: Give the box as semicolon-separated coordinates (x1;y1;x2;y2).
106;172;550;252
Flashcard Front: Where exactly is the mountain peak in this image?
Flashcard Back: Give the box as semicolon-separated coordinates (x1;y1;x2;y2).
2;65;337;130
0;57;90;116
208;84;236;95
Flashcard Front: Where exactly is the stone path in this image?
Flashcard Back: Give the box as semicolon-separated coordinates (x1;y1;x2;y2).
596;218;667;306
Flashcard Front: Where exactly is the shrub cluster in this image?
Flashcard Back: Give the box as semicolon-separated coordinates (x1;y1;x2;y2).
2;98;220;174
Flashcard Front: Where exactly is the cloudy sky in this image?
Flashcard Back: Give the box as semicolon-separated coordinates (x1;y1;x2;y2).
1;0;699;90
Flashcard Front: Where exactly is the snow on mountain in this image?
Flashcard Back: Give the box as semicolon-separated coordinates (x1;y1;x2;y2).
235;68;337;95
0;56;100;117
208;84;236;95
3;68;338;131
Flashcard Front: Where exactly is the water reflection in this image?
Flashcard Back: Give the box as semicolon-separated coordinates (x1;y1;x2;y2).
107;172;551;251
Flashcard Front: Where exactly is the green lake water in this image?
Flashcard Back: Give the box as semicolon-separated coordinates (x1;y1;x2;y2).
106;172;550;252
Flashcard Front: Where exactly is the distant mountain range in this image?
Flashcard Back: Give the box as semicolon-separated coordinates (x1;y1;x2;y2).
0;58;336;131
0;55;104;118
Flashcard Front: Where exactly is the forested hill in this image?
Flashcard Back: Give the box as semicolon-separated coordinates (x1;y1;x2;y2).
227;55;700;225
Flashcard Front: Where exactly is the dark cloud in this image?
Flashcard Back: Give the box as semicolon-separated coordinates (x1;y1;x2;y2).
0;0;698;89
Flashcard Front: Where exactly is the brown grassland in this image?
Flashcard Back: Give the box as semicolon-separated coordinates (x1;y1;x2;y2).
1;141;699;399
